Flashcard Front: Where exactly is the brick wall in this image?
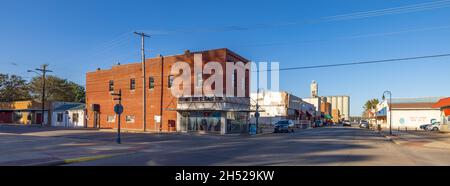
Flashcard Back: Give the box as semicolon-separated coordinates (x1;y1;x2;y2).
86;48;250;131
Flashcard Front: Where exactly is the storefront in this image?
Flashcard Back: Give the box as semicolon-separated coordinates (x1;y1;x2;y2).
176;97;251;135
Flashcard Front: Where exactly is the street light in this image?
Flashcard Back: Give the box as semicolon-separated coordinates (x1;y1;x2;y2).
382;91;392;135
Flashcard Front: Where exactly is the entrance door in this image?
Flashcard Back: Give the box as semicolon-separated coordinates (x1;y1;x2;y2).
36;113;43;124
93;112;99;128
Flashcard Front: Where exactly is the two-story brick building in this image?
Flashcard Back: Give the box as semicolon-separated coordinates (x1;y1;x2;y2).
85;48;251;134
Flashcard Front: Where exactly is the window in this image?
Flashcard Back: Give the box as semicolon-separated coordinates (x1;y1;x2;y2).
109;80;114;92
126;115;135;123
196;72;203;88
107;115;115;123
149;77;155;90
168;75;174;88
57;113;63;122
72;113;79;123
130;78;136;90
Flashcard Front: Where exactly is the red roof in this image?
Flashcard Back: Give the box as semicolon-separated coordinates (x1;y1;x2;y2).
432;97;450;108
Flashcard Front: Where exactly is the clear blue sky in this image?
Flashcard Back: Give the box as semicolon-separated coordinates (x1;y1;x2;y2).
1;0;450;116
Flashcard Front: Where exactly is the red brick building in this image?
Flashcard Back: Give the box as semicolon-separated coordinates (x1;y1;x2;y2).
86;48;251;134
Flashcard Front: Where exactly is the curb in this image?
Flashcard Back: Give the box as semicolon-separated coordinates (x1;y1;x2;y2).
25;153;126;166
377;132;401;145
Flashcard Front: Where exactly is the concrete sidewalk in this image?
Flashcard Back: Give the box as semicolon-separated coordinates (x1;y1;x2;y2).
0;132;141;166
378;129;450;149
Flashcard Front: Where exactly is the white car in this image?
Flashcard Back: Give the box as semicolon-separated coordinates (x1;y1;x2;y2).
426;122;441;131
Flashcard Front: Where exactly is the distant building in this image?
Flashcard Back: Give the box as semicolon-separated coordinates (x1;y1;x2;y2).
376;97;444;129
251;91;316;125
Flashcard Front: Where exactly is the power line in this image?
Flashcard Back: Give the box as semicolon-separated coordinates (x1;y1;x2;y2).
266;53;450;72
138;0;450;36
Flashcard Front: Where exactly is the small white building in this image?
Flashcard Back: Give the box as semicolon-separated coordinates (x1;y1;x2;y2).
51;103;86;128
376;97;444;130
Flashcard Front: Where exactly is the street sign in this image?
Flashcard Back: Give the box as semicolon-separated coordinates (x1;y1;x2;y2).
114;104;124;115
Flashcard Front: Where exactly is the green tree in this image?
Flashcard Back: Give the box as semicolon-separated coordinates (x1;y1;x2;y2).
362;98;380;118
0;73;31;102
29;75;85;103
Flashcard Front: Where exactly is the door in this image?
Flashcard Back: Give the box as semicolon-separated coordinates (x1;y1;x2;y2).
93;112;99;128
36;113;43;124
0;111;13;123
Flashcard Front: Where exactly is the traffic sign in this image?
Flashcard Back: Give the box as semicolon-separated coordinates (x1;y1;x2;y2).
114;104;124;115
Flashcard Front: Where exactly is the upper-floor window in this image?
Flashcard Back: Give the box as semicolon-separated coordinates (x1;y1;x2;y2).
109;80;114;92
149;77;155;90
130;78;136;90
168;75;174;88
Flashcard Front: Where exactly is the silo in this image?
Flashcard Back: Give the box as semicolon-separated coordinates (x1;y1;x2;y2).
311;80;318;98
343;96;350;120
337;96;343;119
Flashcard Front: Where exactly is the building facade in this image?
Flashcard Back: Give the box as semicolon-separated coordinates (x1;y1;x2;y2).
0;101;51;125
376;97;444;129
51;103;86;128
86;48;251;134
250;91;316;125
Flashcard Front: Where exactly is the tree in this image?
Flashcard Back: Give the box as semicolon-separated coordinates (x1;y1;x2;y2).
29;75;85;103
0;73;31;102
362;98;380;118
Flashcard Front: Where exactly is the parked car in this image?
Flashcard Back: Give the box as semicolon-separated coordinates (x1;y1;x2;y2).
420;119;438;130
426;122;441;131
420;123;432;130
342;120;351;127
274;120;295;133
359;120;369;129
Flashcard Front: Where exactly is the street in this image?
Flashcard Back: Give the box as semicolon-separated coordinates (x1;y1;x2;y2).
2;125;450;166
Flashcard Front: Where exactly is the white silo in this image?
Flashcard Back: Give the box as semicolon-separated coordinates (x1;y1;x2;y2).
311;80;318;98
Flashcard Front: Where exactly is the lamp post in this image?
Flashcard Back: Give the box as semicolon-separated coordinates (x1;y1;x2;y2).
382;91;392;135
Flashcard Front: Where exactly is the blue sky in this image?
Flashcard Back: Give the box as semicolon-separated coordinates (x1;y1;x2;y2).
1;0;450;116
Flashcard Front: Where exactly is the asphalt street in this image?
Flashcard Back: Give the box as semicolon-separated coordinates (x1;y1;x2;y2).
67;127;450;166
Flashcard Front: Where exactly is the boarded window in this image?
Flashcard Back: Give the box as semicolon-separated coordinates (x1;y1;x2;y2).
109;80;114;92
168;75;174;88
107;115;115;123
130;78;136;90
149;77;155;90
126;115;135;123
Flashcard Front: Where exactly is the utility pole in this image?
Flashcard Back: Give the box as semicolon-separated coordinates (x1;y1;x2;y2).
134;32;151;132
29;64;52;127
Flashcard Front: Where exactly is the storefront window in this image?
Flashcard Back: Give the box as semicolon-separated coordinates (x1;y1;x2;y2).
181;112;222;133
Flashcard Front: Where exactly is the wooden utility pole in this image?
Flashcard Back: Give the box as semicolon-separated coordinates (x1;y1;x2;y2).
134;32;151;132
32;64;52;127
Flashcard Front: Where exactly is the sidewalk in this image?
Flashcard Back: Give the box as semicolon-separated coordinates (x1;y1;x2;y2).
378;129;450;149
0;132;141;166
